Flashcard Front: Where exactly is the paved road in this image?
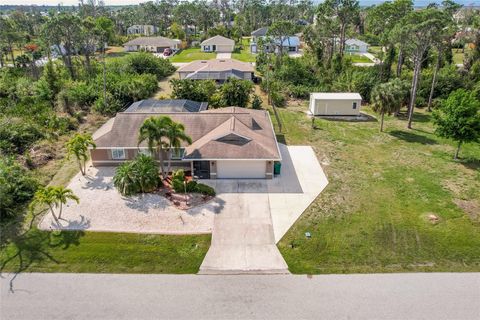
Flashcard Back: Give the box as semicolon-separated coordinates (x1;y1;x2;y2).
1;273;479;320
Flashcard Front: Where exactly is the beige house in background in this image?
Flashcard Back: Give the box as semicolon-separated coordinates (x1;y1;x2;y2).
123;36;181;53
309;93;362;116
90;107;281;179
177;59;254;81
201;35;235;53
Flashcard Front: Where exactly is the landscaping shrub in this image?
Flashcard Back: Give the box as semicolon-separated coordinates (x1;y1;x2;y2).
113;154;160;196
195;183;216;196
251;94;263;109
171;169;215;196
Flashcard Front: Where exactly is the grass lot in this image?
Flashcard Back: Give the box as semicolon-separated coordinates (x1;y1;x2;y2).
232;38;256;62
275;102;480;274
368;46;383;55
452;48;471;65
347;54;373;63
1;230;211;274
169;48;216;62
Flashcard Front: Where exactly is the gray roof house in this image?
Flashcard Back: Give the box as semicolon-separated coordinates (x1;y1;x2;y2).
123;37;181;53
127;25;158;36
345;39;369;54
177;59;254;81
201;35;235;53
250;27;300;54
90;107;281;179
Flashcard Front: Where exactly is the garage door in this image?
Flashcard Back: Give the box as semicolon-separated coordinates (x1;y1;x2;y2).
216;161;266;179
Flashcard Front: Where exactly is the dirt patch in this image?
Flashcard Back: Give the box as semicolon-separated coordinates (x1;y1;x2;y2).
160;189;214;210
454;199;480;222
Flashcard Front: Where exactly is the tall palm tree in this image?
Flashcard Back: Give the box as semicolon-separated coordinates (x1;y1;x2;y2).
30;186;79;222
371;79;408;132
138;116;172;179
165;121;192;176
66;133;96;176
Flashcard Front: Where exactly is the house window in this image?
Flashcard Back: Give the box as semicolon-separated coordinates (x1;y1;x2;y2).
112;148;126;160
138;148;152;157
171;148;185;160
352;102;357;109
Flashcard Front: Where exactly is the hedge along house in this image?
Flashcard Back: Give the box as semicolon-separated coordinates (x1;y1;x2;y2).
123;36;181;53
200;35;235;53
90;107;281;179
309;93;362;116
177;59;254;82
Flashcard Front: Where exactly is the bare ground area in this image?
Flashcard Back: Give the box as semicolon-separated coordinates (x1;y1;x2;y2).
38;166;216;234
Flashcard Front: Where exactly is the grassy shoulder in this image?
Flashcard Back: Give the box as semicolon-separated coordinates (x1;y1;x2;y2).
169;48;216;62
1;230;211;273
275;102;480;274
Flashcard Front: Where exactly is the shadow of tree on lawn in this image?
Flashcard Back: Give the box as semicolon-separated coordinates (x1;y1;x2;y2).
0;209;85;293
389;130;438;145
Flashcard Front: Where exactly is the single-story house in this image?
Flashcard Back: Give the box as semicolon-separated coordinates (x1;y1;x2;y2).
345;39;369;54
201;35;235;53
124;99;208;113
177;59;254;81
90;107;281;179
250;33;300;54
127;25;158;36
123;37;181;53
251;27;268;43
309;93;362;116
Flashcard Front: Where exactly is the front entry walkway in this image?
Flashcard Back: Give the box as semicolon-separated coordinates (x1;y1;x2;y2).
199;144;328;274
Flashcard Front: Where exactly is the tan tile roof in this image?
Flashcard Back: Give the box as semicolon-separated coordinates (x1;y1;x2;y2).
93;107;280;160
123;36;181;47
177;59;254;73
201;35;235;46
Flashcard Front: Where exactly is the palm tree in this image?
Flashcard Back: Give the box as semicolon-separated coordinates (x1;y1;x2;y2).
66;133;96;176
30;186;79;222
371;79;408;132
113;162;139;196
165;121;192;176
138;116;172;179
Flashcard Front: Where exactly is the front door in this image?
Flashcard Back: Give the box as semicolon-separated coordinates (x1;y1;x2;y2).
212;45;216;52
193;161;210;179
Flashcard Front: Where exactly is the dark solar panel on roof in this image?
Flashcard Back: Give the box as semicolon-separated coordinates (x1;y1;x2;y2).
124;99;206;113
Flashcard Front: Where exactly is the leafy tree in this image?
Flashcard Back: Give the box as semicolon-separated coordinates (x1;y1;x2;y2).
267;20;296;63
220;78;254;108
433;89;480;159
251;94;263;109
170;79;216;102
165;121;192;176
30;186;79;222
371;79;409;132
65;133;96;176
0;157;38;221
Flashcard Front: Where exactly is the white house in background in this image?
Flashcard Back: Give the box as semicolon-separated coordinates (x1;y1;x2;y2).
201;35;235;53
127;25;158;36
309;93;362;116
345;39;369;54
123;37;181;53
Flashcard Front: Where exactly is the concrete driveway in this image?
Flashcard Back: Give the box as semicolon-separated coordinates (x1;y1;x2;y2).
199;144;328;274
216;52;232;59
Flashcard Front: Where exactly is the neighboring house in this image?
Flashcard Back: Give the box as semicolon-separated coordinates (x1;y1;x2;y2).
345;39;369;54
90;107;281;179
127;25;158;36
125;99;208;113
249;27;300;54
177;59;254;81
201;35;235;53
123;37;181;53
309;93;362;116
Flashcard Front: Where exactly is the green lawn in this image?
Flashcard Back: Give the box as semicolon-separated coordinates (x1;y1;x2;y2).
368;46;383;55
275;103;480;274
169;48;216;62
452;48;471;65
232;37;256;62
1;229;211;273
347;54;373;63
